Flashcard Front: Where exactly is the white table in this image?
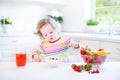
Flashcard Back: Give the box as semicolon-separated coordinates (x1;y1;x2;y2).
0;62;120;80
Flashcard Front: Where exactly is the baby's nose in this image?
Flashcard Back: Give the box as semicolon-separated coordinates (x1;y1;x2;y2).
48;34;52;38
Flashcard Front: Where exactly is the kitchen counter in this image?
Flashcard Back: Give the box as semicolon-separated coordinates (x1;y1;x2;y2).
0;62;120;80
61;32;120;43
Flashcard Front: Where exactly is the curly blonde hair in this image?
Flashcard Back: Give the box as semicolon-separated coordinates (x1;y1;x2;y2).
35;18;56;37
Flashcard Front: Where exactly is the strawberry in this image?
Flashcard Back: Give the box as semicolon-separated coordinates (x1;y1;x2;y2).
71;64;77;69
87;57;92;63
80;65;84;70
95;69;100;73
98;48;104;51
84;64;92;71
80;49;86;55
74;66;81;72
71;64;82;72
88;71;91;74
90;69;100;74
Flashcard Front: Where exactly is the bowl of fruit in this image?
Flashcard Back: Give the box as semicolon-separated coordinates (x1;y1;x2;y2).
45;57;61;68
80;46;110;67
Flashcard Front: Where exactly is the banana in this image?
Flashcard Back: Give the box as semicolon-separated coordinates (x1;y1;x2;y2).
86;50;92;55
95;51;110;56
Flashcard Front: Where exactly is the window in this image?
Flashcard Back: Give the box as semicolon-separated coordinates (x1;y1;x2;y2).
96;0;120;34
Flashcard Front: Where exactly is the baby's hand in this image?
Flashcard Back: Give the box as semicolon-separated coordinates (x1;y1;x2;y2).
70;41;80;49
32;54;41;62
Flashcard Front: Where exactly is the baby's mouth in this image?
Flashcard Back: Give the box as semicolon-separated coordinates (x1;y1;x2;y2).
49;37;60;43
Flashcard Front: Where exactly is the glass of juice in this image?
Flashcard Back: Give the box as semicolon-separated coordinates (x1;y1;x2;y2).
16;50;27;67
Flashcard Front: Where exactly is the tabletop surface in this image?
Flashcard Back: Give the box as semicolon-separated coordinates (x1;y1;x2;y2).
0;62;120;80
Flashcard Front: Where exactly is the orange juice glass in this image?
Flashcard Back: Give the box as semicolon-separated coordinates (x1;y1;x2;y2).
16;53;26;67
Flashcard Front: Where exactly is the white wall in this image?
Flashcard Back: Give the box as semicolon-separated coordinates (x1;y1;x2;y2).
0;0;86;33
0;2;48;33
84;0;96;20
62;0;86;32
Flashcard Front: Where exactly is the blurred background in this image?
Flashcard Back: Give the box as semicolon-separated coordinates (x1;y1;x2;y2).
0;0;120;62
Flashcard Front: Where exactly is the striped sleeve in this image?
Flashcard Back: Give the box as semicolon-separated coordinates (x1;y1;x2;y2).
32;47;44;55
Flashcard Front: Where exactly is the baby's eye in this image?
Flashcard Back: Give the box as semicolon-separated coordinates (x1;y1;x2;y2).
44;34;47;37
50;31;53;34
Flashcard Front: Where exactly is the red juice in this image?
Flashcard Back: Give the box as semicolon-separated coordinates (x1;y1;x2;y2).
16;53;26;67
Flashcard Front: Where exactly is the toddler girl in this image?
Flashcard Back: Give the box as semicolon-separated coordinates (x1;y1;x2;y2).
32;18;79;62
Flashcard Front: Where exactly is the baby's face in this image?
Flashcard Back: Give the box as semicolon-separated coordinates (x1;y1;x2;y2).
40;24;60;42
